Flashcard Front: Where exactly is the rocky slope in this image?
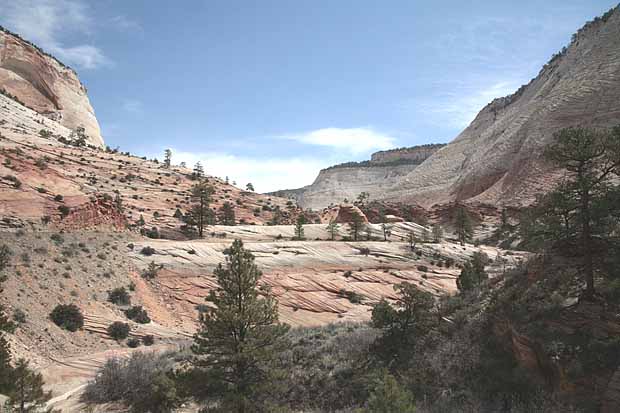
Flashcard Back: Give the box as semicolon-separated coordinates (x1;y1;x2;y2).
272;144;445;210
379;7;620;208
0;27;103;147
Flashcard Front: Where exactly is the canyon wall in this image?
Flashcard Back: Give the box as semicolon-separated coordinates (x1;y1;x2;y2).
0;28;104;147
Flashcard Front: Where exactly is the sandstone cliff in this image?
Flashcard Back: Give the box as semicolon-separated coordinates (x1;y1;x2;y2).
382;7;620;208
0;27;103;147
272;144;445;210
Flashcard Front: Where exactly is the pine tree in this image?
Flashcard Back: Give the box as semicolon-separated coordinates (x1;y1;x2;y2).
457;252;488;292
163;149;172;168
364;372;416;413
326;219;340;241
188;182;215;237
191;240;289;412
219;202;236;226
348;213;364;241
432;223;443;243
294;215;306;240
245;183;254;192
454;206;473;245
7;358;53;413
381;223;392;241
192;162;204;180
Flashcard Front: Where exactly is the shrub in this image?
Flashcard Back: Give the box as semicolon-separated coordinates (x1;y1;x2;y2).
417;265;428;272
107;321;130;341
58;205;70;217
124;306;151;324
108;287;131;306
50;304;84;332
140;246;156;256
0;244;12;272
82;352;178;412
13;308;26;324
50;233;64;244
142;261;162;279
142;335;155;346
339;289;363;304
359;247;370;256
127;338;141;348
54;194;64;202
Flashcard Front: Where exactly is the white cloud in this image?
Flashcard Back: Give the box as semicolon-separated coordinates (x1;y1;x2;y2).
162;150;330;193
406;81;520;129
122;99;144;115
0;0;108;69
110;15;142;32
282;127;396;155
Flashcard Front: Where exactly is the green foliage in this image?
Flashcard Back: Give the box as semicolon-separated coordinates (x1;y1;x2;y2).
187;182;215;237
371;283;435;369
107;321;130;341
83;352;179;413
363;371;416;413
142;261;163;279
50;304;84;332
6;358;53;412
58;204;71;217
457;252;489;292
293;215;306;240
124;306;151;324
454;205;473;245
190;239;290;411
0;244;11;273
348;213;365;241
218;201;236;226
108;287;131;306
326;219;340;240
246;182;255;192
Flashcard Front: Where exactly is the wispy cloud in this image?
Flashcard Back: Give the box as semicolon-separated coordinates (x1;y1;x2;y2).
281;127;396;155
408;81;520;129
122;99;144;115
162;150;330;193
110;15;142;33
0;0;108;69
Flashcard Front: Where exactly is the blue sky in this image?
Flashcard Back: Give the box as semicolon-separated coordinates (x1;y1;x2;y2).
1;1;618;191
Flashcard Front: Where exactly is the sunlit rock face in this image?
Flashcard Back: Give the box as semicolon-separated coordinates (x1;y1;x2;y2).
0;28;104;147
383;8;620;208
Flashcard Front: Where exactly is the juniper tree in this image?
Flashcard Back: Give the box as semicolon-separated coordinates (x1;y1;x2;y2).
326;219;340;241
188;182;215;237
191;240;289;412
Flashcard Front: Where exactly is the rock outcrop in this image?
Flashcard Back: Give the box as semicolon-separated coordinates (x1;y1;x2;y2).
272;144;445;210
380;7;620;208
0;27;103;147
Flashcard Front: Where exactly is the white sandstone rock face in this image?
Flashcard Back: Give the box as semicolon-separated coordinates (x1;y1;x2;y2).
0;29;104;147
382;8;620;208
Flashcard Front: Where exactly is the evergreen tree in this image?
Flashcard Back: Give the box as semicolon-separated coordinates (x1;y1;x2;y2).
114;191;123;213
531;127;620;299
0;260;15;394
137;215;146;227
269;206;282;226
6;358;53;413
192;162;204;180
163;149;172;168
371;283;435;368
191;240;290;412
457;252;488;292
348;213;364;241
326;219;340;241
188;182;215;237
364;372;416;413
406;231;417;251
294;215;306;240
432;223;443;243
454;206;473;245
219;202;236;226
245;183;255;192
381;223;392;241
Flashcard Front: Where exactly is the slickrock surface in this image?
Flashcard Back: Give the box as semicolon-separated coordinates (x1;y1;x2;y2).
0;29;103;147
